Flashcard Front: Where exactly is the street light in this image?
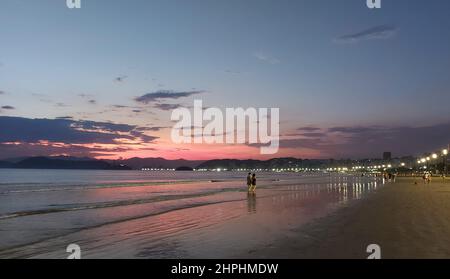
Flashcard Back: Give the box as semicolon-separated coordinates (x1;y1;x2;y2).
432;154;438;174
443;149;448;176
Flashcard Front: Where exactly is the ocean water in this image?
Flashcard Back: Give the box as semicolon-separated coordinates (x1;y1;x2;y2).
0;169;382;258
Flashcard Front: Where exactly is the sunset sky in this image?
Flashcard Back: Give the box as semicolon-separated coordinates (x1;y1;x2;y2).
1;0;450;160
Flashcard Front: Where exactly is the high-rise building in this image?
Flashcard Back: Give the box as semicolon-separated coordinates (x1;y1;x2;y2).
383;152;392;161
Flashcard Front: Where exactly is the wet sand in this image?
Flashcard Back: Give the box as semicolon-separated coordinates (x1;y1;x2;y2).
0;175;379;258
247;177;450;259
5;175;450;259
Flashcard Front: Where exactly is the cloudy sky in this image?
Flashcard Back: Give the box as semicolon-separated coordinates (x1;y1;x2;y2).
1;0;450;160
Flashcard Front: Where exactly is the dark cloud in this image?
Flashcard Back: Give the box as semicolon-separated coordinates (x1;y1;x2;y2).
284;132;326;138
129;131;158;143
134;126;167;132
56;116;74;120
153;103;182;111
328;126;380;134
78;94;94;99
114;75;128;82
0;116;158;145
71;120;137;133
330;123;450;158
135;90;204;104
88;99;97;105
0;142;132;160
298;132;326;138
251;123;450;158
1;105;15;110
0;91;5;95
336;25;397;43
297;126;321;132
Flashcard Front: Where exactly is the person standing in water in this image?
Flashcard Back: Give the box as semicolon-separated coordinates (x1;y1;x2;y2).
246;172;252;192
250;173;257;193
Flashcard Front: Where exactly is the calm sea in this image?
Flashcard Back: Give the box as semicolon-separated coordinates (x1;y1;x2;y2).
0;169;381;258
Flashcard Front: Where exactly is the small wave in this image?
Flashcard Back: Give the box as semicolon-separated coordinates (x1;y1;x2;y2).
0;187;247;220
0;180;202;195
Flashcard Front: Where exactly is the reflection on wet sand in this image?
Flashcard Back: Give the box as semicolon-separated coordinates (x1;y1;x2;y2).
247;193;257;214
0;175;383;258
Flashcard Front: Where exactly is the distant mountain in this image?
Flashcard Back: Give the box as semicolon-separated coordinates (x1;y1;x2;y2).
0;161;14;168
0;155;401;171
1;157;28;163
115;157;204;170
11;157;131;170
196;157;329;170
0;156;202;170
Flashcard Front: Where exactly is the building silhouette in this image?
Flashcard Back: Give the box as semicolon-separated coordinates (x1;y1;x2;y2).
383;152;392;161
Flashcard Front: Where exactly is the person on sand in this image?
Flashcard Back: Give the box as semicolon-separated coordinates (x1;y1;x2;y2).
427;172;432;184
250;173;257;193
246;172;252;192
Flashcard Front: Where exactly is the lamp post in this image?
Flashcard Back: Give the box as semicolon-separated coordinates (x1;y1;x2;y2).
443;148;448;176
432;153;438;174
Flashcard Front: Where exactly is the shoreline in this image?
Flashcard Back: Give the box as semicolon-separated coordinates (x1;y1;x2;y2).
243;177;450;259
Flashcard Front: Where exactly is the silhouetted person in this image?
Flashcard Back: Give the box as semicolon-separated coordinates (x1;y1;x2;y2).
250;173;257;192
246;172;252;192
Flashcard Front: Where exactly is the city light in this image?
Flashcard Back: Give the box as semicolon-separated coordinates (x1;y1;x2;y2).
443;149;448;155
432;153;438;159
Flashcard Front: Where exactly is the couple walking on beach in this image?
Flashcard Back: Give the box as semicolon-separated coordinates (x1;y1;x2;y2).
423;172;432;184
247;172;257;193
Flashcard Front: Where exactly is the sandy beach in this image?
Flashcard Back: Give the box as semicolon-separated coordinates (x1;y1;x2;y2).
248;177;450;259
